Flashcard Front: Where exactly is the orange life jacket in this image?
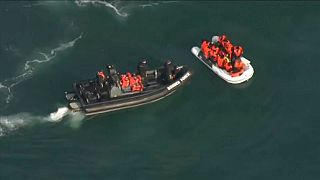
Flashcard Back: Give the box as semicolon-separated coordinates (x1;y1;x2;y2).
231;68;244;77
211;46;220;60
136;75;142;83
97;71;106;79
129;76;136;87
132;84;143;92
126;72;132;78
221;39;231;48
121;75;130;89
131;77;144;91
234;46;244;57
201;40;211;59
225;42;234;56
225;62;233;72
234;59;244;70
217;55;225;68
219;35;227;43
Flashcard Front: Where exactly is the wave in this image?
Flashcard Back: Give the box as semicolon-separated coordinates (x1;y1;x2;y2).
139;1;178;8
0;34;82;104
74;0;179;17
0;107;85;137
75;0;128;17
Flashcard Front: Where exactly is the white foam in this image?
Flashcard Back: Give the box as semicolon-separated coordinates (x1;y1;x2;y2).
68;111;85;129
48;107;70;122
0;106;84;137
75;0;128;17
140;2;159;8
24;34;82;71
0;112;40;137
139;1;178;8
0;34;82;104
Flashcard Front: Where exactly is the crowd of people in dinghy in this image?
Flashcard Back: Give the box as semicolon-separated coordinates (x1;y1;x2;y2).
96;69;144;92
120;73;144;92
201;35;246;77
94;60;179;95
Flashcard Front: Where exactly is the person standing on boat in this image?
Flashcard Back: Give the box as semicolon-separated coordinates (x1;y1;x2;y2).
97;70;106;88
164;60;175;82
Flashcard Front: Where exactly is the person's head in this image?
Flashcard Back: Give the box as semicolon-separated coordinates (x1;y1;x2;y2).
219;35;227;42
234;46;243;57
212;36;219;43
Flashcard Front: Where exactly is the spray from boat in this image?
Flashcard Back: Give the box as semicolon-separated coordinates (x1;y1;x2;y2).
0;106;84;137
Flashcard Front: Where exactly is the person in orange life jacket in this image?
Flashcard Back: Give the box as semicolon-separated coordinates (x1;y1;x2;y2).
121;74;130;89
97;71;106;79
207;42;214;58
136;75;144;91
218;34;230;49
126;72;132;79
225;62;233;72
218;35;227;44
96;70;107;88
233;58;244;72
231;68;244;77
201;40;207;50
136;75;142;84
125;72;133;86
201;40;211;58
233;46;243;57
224;42;234;58
231;59;245;77
210;45;220;61
128;74;136;87
230;51;237;67
221;39;231;50
217;54;226;68
132;75;143;91
132;83;143;91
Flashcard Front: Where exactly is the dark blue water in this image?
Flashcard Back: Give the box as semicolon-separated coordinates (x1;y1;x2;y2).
0;1;319;179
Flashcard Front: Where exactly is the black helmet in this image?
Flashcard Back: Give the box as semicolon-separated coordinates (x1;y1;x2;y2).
165;60;172;65
107;65;114;69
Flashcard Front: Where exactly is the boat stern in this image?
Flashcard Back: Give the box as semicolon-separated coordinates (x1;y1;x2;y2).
65;91;82;112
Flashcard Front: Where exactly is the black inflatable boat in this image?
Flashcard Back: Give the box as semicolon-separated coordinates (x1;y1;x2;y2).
65;60;192;115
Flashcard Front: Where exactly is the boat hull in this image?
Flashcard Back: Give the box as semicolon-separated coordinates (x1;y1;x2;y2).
191;46;254;84
66;67;192;115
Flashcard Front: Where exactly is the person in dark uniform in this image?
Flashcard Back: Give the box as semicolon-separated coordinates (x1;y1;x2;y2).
137;60;148;78
137;59;149;85
164;60;175;82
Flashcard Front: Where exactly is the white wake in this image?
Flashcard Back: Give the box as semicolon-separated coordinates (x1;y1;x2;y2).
75;0;128;17
139;1;178;8
48;107;70;122
0;107;85;137
0;34;82;104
